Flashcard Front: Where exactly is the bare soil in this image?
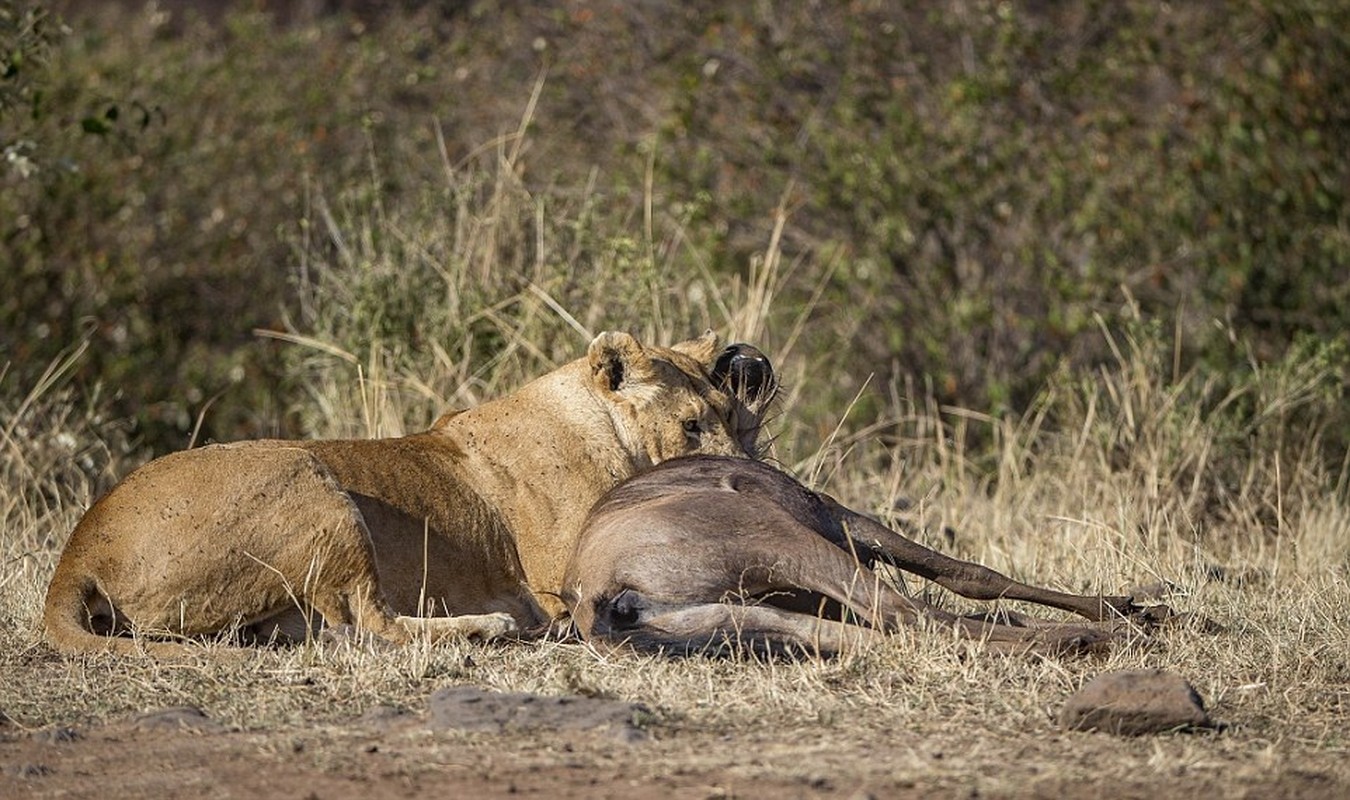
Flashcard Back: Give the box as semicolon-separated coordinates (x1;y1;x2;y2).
4;679;1348;800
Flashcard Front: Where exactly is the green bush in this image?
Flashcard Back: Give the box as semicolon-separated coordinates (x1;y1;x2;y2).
2;0;1347;466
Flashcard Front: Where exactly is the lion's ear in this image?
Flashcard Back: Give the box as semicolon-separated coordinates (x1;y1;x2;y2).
670;329;721;366
588;332;657;392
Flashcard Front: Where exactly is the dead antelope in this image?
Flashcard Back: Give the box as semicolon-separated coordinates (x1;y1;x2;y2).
563;455;1172;657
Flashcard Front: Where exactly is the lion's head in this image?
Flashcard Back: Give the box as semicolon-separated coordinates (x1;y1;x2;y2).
587;331;776;467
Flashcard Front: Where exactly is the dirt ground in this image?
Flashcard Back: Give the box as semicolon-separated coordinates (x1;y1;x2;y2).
5;685;1348;800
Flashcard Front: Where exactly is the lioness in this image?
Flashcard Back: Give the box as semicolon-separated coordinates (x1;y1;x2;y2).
564;455;1172;656
44;331;774;655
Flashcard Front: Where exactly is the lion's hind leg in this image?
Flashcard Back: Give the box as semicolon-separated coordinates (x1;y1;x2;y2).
218;447;521;648
253;464;516;646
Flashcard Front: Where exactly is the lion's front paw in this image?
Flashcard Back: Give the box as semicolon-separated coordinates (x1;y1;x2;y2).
470;611;520;640
394;611;521;643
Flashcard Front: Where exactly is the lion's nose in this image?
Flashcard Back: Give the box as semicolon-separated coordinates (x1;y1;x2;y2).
712;344;775;400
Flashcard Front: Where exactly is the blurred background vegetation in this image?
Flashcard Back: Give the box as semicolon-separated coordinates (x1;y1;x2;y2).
2;0;1347;477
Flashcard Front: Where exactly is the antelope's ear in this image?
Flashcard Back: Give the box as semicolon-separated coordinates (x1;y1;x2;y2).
670;329;721;366
588;331;657;393
710;343;775;405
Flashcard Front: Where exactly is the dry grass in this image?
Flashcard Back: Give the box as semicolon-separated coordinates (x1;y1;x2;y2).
5;320;1349;792
3;133;1348;796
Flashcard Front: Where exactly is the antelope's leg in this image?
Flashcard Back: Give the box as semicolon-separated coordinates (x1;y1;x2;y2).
836;508;1145;622
602;600;885;657
685;531;1117;654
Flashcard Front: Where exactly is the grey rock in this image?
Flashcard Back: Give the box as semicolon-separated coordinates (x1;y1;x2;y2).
129;706;227;734
426;686;651;742
1061;669;1213;736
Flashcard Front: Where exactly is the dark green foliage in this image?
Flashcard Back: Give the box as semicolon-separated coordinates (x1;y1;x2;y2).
2;0;1347;462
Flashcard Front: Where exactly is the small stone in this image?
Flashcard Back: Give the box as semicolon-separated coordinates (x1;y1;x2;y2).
129;706;226;734
34;727;81;744
425;685;650;742
1060;669;1213;736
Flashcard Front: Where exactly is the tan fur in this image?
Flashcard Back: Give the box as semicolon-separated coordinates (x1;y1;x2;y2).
44;332;765;655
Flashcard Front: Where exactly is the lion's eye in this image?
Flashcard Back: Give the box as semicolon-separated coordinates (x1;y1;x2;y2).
682;418;702;435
